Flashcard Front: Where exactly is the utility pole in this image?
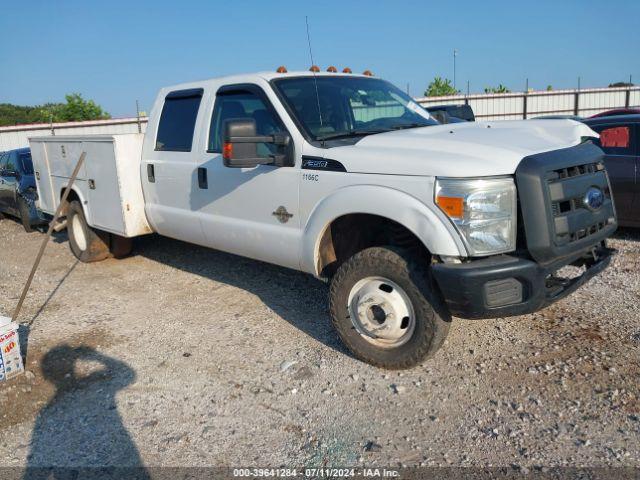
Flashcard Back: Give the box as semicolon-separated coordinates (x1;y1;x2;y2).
453;49;458;91
136;100;141;134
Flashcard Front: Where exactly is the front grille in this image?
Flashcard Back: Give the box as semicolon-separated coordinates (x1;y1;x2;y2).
549;162;601;180
515;142;617;265
550;188;611;217
545;161;613;246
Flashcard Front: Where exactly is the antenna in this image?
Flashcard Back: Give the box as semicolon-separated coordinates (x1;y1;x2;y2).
305;16;324;133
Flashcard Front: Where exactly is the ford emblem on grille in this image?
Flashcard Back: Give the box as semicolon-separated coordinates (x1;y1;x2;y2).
583;187;604;211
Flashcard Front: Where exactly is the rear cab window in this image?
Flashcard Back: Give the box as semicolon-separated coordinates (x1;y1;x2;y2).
155;89;204;152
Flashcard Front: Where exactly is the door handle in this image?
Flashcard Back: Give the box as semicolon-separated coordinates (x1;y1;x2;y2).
147;164;155;183
198;167;208;189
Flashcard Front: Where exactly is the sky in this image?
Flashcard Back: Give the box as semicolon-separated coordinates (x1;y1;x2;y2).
1;0;639;117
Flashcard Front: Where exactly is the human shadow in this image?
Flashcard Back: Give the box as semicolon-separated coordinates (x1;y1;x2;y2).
24;346;149;480
135;235;347;356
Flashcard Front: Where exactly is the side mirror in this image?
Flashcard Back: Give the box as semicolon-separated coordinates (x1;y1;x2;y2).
223;118;294;168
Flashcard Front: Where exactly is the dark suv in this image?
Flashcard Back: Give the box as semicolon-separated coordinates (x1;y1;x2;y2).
0;147;44;232
583;115;639;227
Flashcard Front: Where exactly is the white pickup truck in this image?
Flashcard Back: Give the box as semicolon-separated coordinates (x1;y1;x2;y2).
30;69;616;368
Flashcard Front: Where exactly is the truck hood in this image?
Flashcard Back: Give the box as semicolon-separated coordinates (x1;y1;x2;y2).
329;119;597;177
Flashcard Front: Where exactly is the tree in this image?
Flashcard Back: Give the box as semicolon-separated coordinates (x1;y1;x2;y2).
546;85;553;91
484;84;511;94
609;81;634;87
0;94;110;126
54;93;110;122
424;76;459;97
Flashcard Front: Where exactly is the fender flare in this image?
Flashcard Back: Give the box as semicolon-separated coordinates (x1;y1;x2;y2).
59;186;88;217
300;184;467;275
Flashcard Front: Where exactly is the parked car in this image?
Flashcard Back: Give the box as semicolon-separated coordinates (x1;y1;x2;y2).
0;147;44;232
533;115;584;121
589;108;640;119
582;114;638;227
425;104;475;123
30;70;615;368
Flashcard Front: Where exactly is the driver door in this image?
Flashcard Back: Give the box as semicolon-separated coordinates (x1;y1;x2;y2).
192;84;301;269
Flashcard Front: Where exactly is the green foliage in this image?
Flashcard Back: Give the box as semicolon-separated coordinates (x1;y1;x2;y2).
0;93;110;126
609;81;634;87
424;77;459;97
546;85;553;91
484;84;511;94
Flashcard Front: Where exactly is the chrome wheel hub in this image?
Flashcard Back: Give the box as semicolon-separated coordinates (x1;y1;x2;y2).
347;276;415;348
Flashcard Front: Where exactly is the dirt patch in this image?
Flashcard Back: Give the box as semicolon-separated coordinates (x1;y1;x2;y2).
0;327;120;429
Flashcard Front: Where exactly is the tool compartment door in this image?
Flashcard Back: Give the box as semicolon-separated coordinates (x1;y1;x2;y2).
83;139;126;234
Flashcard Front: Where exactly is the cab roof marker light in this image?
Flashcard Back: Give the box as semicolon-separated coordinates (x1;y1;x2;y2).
309;65;320;72
276;66;288;73
327;66;337;72
363;70;374;76
342;67;352;74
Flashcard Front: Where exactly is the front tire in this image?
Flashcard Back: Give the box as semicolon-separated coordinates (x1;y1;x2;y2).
329;246;451;369
67;200;110;263
17;197;34;233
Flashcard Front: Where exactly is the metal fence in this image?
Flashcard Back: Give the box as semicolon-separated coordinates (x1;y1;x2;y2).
0;116;148;151
416;86;640;120
2;85;639;150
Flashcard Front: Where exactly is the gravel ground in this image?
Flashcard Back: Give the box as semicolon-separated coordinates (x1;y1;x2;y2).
0;218;638;472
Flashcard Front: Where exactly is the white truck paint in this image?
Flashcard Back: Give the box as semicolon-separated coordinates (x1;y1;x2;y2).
29;71;616;368
31;134;151;238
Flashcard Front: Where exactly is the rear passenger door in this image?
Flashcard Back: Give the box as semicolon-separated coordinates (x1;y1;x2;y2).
142;88;208;246
592;123;637;224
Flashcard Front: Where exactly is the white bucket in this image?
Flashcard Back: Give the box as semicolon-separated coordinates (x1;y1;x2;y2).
0;316;24;382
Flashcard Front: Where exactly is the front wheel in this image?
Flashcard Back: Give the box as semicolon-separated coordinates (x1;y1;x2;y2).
329;246;451;369
17;197;34;233
67;200;110;263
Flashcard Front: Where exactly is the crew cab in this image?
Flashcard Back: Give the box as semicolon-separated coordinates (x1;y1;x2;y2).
30;69;617;368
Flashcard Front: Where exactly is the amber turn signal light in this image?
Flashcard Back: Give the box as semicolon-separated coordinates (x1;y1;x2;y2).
436;196;464;219
223;143;233;160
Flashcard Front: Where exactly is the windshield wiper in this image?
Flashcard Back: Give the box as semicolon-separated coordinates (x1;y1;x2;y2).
390;123;430;131
317;129;390;141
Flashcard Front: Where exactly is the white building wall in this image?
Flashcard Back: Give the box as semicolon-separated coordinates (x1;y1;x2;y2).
0;117;148;151
416;86;640;121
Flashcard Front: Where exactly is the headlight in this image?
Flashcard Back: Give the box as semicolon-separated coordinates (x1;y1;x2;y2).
435;177;517;256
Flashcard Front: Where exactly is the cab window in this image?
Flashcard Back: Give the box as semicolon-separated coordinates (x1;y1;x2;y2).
4;152;17;173
19;151;34;175
208;90;283;156
155;89;203;152
593;125;634;155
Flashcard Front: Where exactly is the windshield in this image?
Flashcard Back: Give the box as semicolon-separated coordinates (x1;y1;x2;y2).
273;76;437;141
